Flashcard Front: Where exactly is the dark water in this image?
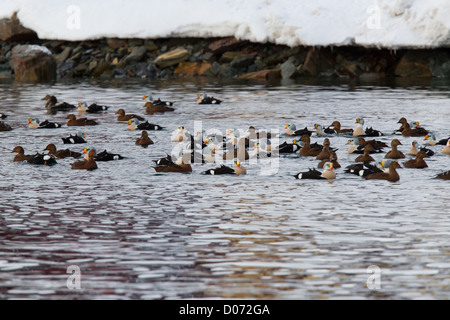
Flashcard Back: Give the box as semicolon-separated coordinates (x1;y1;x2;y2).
0;77;449;300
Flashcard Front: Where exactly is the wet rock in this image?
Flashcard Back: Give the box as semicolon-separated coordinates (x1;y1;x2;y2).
0;12;38;42
263;46;304;66
428;50;450;78
12;44;56;82
123;46;148;65
107;38;128;50
221;51;242;62
394;50;432;77
154;47;190;69
174;61;211;76
280;60;297;79
208;37;247;55
300;47;336;77
92;59;111;77
240;68;281;80
230;54;255;69
58;61;76;79
56;46;72;67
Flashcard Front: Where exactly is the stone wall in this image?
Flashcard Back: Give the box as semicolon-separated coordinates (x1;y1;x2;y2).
1;14;450;82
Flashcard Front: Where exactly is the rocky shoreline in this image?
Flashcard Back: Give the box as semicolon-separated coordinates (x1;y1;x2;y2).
1;14;450;82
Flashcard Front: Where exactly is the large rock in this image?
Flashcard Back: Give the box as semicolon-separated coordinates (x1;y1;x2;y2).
394;50;432;77
208;37;247;55
154;47;190;68
123;46;148;64
0;12;38;42
239;68;281;81
428;50;450;78
300;48;336;77
12;45;56;82
174;61;211;76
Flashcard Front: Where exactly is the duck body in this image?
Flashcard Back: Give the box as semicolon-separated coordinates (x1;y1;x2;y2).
78;102;109;113
0;121;12;131
330;121;353;134
277;140;302;154
0;113;7;119
404;150;428;169
299;134;322;157
441;139;450;155
42;95;76;112
203;165;235;175
44;144;81;159
71;149;97;170
29;118;62;129
285;124;312;137
345;162;382;177
143;96;175;114
154;157;192;173
318;152;341;169
232;161;247;176
62;132;86;144
27;153;58;166
136;130;154;146
128;119;163;131
295;163;335;180
95;150;125;161
365;161;401;182
67;114;98;126
436;170;450;180
116;109;145;121
385;139;405;159
197;93;222;105
355;145;376;162
12;146;31;162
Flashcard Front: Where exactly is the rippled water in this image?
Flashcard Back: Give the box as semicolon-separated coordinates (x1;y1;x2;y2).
0;77;449;300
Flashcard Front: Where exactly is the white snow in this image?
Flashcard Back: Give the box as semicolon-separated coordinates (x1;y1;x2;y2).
1;0;450;49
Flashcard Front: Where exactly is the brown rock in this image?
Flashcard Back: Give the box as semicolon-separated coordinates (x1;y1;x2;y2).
394;50;432;77
301;48;336;77
154;48;190;68
0;12;38;42
239;68;281;80
12;45;56;82
174;61;211;76
107;38;128;50
208;37;247;54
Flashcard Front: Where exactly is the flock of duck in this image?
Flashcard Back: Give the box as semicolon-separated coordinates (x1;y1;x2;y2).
1;92;450;181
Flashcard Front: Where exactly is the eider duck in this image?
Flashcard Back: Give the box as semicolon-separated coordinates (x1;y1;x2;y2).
295;163;335;180
203;165;235;175
276;140;303;154
0;121;12;131
355;145;376;163
316;138;334;160
42;95;76;112
78;102;109;114
27;153;58;166
314;124;335;136
0;113;7;119
248;126;272;140
233;160;247;176
407;141;420;156
330;121;353;134
318;152;341;169
136;130;154;146
424;134;448;146
441;139;450;155
29;118;62;129
172;126;189;142
285;124;312;136
12;146;31;162
398;118;428;137
357;137;388;151
62;131;86;144
404;150;428;169
385;139;405;159
44;144;81;159
116;109;145;122
95;150;125;161
299;134;323;157
128;119;163;131
353;118;365;137
71;149;97;171
365;161;401;182
153;157;192;173
197;93;222;105
143;96;175;115
67;114;98;126
345;162;382;177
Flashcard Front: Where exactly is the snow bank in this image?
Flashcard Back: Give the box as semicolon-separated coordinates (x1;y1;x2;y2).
1;0;450;49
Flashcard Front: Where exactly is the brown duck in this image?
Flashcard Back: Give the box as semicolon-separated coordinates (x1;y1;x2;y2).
355;145;376;162
67;114;98;126
330;121;353;134
116;109;145;121
397;118;428;137
357;137;388;151
154;157;192;173
404;150;428;169
0;122;12;131
44;144;81;159
318;152;341;169
365;161;401;182
385;139;405;159
12;146;31;162
135;130;154;146
316;138;333;160
299;134;322;157
144;101;175;115
71;149;98;171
